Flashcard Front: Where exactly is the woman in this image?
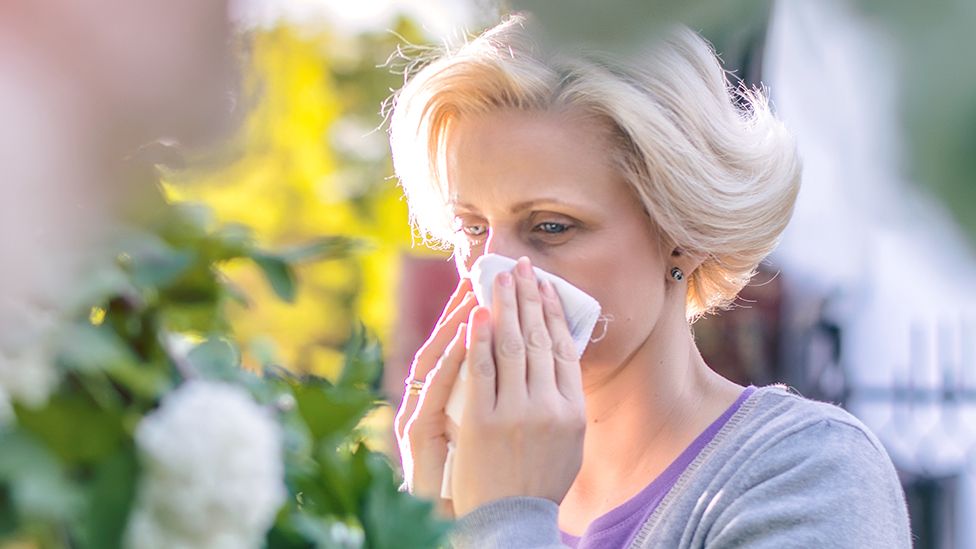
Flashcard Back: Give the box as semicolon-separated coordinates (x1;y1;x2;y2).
389;14;911;548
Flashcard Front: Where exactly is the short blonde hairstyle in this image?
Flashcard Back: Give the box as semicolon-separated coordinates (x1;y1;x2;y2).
386;14;801;322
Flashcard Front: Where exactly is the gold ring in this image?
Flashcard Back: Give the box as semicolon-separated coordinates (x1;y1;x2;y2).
405;378;425;396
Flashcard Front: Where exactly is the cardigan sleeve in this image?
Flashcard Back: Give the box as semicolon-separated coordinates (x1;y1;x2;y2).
446;496;572;548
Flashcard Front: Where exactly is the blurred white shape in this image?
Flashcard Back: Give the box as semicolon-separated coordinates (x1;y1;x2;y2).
766;1;976;545
0;389;11;427
235;0;479;38
124;380;286;549
0;39;99;409
1;0;239;410
0;330;60;411
767;0;976;429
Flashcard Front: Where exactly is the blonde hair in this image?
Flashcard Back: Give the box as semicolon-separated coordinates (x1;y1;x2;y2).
386;14;801;323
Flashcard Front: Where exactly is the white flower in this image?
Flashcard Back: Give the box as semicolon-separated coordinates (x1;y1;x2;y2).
124;380;286;549
0;301;61;409
0;346;59;410
328;520;365;548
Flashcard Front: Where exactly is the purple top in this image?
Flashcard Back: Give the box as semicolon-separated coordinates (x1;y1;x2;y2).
559;385;757;548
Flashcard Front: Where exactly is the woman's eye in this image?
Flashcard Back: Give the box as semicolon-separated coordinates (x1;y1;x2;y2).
461;224;487;237
535;222;571;234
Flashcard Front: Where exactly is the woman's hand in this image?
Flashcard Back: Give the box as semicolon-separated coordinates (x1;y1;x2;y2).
394;277;477;519
451;256;587;517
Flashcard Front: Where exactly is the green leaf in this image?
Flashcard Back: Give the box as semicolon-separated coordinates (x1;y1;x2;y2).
120;232;196;289
0;430;84;523
0;484;15;538
361;451;451;549
14;393;126;465
252;253;298;302
346;444;374;509
309;441;362;515
159;301;226;333
186;338;276;402
187;337;240;381
58;324;169;400
169;202;216;233
265;520;308;549
73;446;139;549
69;264;139;313
279;236;364;264
337;324;383;390
248;336;279;368
212;223;255;259
219;277;251;307
58;324;137;374
292;382;376;445
278;403;316;479
101;359;172;402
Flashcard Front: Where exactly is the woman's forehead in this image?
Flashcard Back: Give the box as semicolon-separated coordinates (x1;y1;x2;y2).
444;111;626;209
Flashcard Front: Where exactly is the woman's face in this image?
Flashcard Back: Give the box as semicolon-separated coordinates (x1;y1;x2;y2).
445;109;675;379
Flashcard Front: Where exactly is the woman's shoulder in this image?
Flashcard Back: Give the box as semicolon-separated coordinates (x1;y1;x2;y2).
738;383;890;456
636;384;913;547
721;383;899;481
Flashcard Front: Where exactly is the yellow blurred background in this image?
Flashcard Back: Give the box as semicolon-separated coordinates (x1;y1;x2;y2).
164;20;437;457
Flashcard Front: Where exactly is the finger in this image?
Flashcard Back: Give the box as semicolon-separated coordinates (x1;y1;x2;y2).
491;268;527;407
434;277;473;328
540;278;584;403
397;292;477;439
513;257;555;397
408;292;477;381
464;306;496;415
412;323;467;422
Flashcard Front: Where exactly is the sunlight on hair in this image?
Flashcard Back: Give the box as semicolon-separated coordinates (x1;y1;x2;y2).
386;14;802;322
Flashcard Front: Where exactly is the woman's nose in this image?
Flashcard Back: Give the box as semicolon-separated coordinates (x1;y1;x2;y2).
484;229;532;261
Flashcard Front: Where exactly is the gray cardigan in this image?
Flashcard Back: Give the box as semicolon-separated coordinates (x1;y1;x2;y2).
447;384;913;548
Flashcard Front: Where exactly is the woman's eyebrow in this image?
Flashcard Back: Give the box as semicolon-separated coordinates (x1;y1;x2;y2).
510;198;583;214
449;198;587;214
449;200;480;213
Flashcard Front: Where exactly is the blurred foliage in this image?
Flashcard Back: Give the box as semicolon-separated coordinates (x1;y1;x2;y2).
503;0;773;56
858;0;976;248
164;18;434;389
0;15;462;549
0;201;451;548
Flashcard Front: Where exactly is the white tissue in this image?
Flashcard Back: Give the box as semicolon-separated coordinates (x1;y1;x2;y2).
440;253;602;500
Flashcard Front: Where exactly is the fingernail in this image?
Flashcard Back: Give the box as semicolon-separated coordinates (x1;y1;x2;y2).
516;256;532;277
540;279;556;298
498;271;513;287
474;308;491;340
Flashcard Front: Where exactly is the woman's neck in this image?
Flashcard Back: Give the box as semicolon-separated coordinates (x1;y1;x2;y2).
559;304;743;532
